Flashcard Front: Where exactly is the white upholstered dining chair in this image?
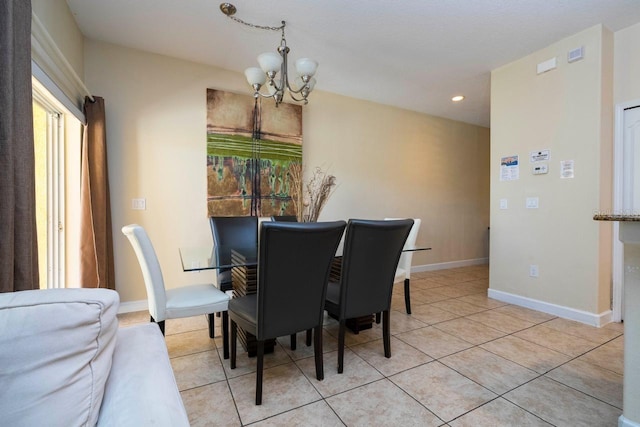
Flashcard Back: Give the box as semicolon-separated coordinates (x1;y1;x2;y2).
384;218;422;315
122;224;231;358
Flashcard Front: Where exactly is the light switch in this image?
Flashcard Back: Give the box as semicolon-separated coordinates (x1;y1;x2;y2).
132;198;146;210
499;199;508;210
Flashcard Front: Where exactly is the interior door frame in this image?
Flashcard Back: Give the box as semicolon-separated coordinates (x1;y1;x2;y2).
612;98;640;322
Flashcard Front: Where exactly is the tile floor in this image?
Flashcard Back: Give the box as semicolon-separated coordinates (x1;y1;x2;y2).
118;265;625;426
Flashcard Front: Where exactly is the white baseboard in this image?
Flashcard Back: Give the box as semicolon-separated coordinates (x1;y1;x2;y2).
619;415;640;427
118;299;148;314
413;258;488;273
488;289;613;327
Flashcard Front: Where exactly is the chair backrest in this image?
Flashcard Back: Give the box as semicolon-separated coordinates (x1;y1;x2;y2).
385;218;422;279
271;215;298;222
209;216;258;268
256;221;346;340
121;224;166;321
338;219;414;319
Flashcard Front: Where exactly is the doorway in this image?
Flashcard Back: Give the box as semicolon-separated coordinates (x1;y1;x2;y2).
613;101;640;322
32;78;83;289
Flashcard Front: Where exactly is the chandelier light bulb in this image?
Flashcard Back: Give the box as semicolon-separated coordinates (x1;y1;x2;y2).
295;58;318;78
257;52;282;75
245;67;266;86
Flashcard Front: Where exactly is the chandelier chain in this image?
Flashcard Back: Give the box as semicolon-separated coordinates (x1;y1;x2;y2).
224;14;285;33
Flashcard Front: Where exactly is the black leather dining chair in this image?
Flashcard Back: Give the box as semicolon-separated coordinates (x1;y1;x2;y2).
228;221;346;405
209;216;258;293
325;219;413;374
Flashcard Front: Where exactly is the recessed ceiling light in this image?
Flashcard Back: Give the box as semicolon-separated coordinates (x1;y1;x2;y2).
451;95;465;102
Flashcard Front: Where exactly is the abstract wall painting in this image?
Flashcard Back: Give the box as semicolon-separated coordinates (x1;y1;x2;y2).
206;89;302;217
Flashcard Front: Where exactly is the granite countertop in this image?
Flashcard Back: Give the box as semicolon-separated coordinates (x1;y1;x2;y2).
593;214;640;221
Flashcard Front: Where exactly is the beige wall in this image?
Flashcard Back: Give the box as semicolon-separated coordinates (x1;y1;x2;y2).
490;25;613;318
83;40;490;303
614;22;640;105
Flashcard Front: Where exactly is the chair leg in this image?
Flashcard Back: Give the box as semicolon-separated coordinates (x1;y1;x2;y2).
222;311;229;360
314;325;324;380
151;316;166;336
375;312;381;324
256;341;264;405
306;329;312;346
383;310;391;358
338;319;346;374
230;320;237;369
208;313;215;338
290;333;297;350
404;278;411;314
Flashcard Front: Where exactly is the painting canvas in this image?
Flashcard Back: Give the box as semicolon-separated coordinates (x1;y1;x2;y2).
206;89;302;217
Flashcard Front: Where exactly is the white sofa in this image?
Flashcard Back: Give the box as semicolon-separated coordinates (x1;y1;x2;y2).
0;288;190;427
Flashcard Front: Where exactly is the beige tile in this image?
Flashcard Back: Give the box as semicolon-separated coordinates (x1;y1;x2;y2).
578;336;624;374
480;335;570;374
543;317;623;344
117;310;149;327
491;305;556;324
410;304;460;324
430;299;488;316
229;362;322;424
466;311;535;334
457;294;508;309
603;321;624;334
449;398;552;427
546;359;623;409
434;318;506;345
431;285;479;298
326;379;442;426
219;341;294;379
166;329;216;358
251;400;344;427
410;288;452;304
515;325;599;357
390;362;496;422
388;311;429;334
276;329;339;361
171;349;226;391
440;347;538;394
504;376;621;426
324;322;384;347
181;381;241;427
412;278;452;290
164;314;209;336
396;326;473;359
351;337;433;376
296;348;383;397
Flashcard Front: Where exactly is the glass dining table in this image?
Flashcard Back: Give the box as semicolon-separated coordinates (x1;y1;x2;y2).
179;242;431;354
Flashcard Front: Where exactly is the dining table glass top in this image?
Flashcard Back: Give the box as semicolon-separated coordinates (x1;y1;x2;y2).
179;244;431;272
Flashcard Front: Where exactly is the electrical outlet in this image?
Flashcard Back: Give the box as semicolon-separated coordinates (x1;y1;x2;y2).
529;264;539;278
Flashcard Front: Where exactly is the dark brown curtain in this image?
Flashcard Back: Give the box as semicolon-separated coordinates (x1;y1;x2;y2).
79;97;115;289
0;0;39;293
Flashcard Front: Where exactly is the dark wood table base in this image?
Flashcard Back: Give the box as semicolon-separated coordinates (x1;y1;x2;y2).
231;250;275;357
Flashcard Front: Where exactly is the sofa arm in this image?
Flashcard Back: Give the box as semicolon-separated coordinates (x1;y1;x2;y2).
97;323;189;426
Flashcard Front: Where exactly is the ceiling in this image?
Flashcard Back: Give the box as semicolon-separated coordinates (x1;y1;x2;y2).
65;0;640;128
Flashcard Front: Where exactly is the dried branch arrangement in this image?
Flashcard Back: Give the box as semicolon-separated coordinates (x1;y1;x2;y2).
288;165;337;222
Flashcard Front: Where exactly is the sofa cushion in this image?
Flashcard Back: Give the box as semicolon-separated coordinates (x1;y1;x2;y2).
97;323;190;426
0;288;119;427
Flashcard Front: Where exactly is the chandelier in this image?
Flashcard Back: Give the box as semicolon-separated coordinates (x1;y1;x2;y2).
220;3;318;106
